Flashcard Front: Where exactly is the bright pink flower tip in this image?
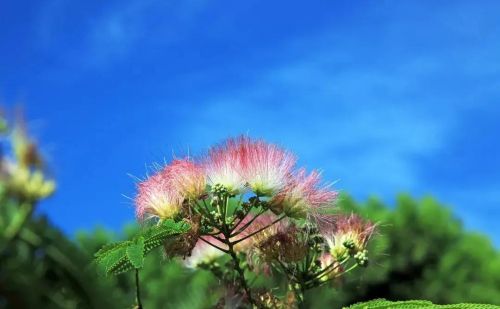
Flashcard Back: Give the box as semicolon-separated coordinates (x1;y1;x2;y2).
166;159;206;199
204;137;247;193
205;136;296;195
239;137;296;196
335;214;375;244
135;158;205;220
271;168;338;218
135;170;181;220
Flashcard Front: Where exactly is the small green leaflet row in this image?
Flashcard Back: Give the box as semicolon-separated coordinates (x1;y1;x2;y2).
345;299;500;309
94;219;190;276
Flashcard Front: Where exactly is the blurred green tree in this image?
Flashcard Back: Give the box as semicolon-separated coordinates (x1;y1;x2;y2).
0;213;127;308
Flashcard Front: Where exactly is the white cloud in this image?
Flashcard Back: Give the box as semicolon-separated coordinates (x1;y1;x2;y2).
35;0;209;69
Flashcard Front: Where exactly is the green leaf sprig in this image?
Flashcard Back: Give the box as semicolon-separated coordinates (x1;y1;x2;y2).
94;219;190;276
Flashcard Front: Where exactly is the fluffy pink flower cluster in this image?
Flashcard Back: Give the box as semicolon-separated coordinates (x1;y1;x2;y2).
135;159;205;220
205;136;296;195
269;169;337;218
135;136;337;220
323;214;376;262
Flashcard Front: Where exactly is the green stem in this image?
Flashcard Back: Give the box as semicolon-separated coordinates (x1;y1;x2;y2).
224;196;256;306
196;200;218;227
135;269;143;309
290;283;305;309
231;208;266;237
307;263;359;289
199;236;229;253
305;257;350;286
227;241;255;306
222;195;228;224
231;215;285;245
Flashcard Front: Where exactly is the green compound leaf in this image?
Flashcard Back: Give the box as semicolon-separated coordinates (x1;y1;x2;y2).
126;236;145;269
94;219;190;276
104;245;130;275
94;241;128;261
141;219;190;252
344;299;500;309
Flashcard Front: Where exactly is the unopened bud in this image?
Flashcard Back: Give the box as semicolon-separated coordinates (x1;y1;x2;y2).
212;183;228;195
354;249;369;267
343;239;356;250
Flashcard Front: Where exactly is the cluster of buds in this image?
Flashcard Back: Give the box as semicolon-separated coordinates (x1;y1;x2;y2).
0;112;55;201
133;136;374;306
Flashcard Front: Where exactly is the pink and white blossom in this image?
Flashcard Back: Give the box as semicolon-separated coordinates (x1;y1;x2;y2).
270;169;337;219
204;137;247;194
238;137;296;196
166;159;206;199
135;158;207;220
204;136;296;196
323;214;375;261
135;170;182;220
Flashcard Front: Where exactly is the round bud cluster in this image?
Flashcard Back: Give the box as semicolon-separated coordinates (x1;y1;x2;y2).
212;183;229;196
354;249;369;267
342;239;356;251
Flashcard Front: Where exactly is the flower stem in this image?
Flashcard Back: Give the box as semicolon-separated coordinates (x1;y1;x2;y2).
289;283;305;309
231;215;285;245
226;241;255;307
135;269;143;309
231;208;266;237
199;236;229;253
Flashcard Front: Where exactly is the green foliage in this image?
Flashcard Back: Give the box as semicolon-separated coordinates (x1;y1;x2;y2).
78;224;220;309
127;237;145;269
345;299;434;308
2;192;499;308
0;211;127;308
94;219;190;275
345;298;500;309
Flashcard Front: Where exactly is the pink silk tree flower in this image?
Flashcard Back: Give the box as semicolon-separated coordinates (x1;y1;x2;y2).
135;170;182;220
238;137;296;197
166;159;206;199
136;159;206;220
270;169;337;219
204;136;296;196
204;137;247;194
324;214;375;262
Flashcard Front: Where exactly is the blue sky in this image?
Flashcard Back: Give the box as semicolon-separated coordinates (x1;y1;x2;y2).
1;1;499;244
